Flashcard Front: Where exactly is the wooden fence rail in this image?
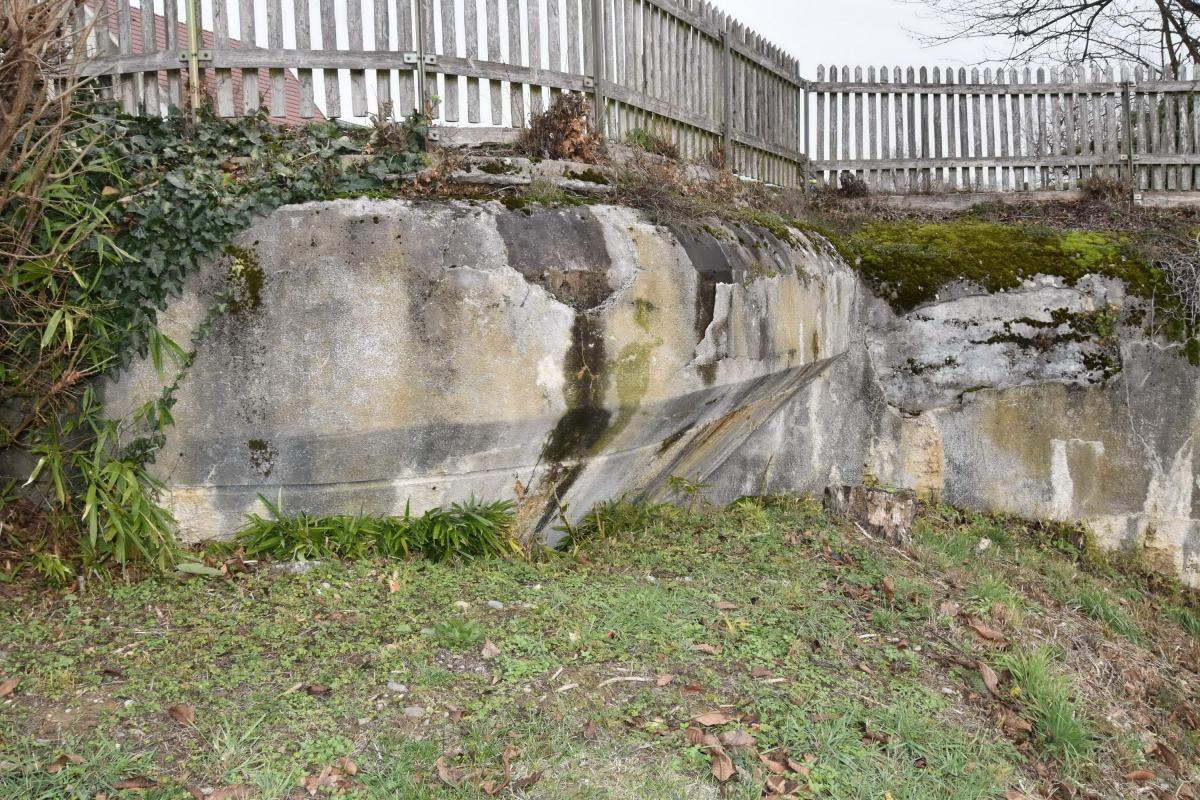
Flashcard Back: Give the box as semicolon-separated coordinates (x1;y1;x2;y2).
807;64;1200;193
77;0;807;186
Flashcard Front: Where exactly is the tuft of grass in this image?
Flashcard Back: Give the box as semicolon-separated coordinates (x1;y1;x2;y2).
1071;586;1142;642
624;128;680;160
235;495;520;563
428;618;485;649
559;497;685;549
966;575;1028;625
996;647;1096;762
1170;605;1200;639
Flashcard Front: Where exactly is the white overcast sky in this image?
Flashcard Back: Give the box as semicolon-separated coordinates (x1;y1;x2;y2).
710;0;1016;74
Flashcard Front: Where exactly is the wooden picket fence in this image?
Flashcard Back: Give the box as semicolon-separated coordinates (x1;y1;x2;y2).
806;64;1200;193
73;0;1200;194
76;0;807;186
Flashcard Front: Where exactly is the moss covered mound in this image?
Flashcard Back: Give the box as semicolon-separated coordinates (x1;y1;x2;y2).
846;221;1166;311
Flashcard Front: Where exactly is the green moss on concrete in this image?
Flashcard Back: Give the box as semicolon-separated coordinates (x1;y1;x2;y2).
632;298;657;332
845;221;1165;312
565;168;610;185
224;244;264;315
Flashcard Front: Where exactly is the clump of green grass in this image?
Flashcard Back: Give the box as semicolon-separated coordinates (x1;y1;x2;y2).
559;497;685;549
428;618;485;649
996;647;1096;762
1071;586;1142;642
1170;605;1200;639
966;575;1027;625
235;495;519;563
625;128;680;160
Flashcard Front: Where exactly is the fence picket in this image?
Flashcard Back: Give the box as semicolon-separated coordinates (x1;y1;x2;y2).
267;0;286;115
441;0;459;121
295;0;314;116
213;0;235;116
139;0;159;112
479;0;499;123
320;0;340;116
375;0;391;117
997;68;1010;190
347;0;366;116
164;0;182;109
238;0;258;113
116;0;136;112
984;68;996;190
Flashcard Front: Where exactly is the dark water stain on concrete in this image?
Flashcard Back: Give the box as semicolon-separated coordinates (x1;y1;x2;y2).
534;308;614;529
496;207;615;309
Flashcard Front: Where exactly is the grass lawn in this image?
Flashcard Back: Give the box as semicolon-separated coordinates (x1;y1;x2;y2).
1;496;1197;799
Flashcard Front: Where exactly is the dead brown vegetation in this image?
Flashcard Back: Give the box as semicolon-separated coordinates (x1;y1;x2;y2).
515;92;605;163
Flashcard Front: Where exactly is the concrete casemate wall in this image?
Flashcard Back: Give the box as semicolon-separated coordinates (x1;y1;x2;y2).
102;199;1200;585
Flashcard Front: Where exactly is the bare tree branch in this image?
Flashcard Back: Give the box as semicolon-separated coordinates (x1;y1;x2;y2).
907;0;1200;68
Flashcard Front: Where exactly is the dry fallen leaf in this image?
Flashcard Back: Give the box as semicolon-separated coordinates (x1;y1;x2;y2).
705;737;736;783
690;711;738;726
1000;712;1033;736
962;614;1005;643
388;577;402;593
856;662;874;675
714;601;739;611
691;643;719;655
435;756;465;787
655;674;675;687
511;770;543;791
113;777;158;790
979;662;1001;697
337;756;358;776
582;720;599;741
481;640;501;660
685;727;706;745
1123;769;1156;782
167;704;195;726
305;684;331;697
766;774;801;796
1004;792;1028;800
938;600;961;616
0;678;18;698
760;754;789;774
718;729;756;749
207;786;254;800
881;576;896;604
45;753;83;774
1154;741;1183;776
750;666;772;679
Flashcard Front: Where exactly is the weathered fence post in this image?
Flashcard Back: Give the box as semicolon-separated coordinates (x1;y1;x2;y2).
590;0;605;135
184;0;202;120
721;21;733;168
